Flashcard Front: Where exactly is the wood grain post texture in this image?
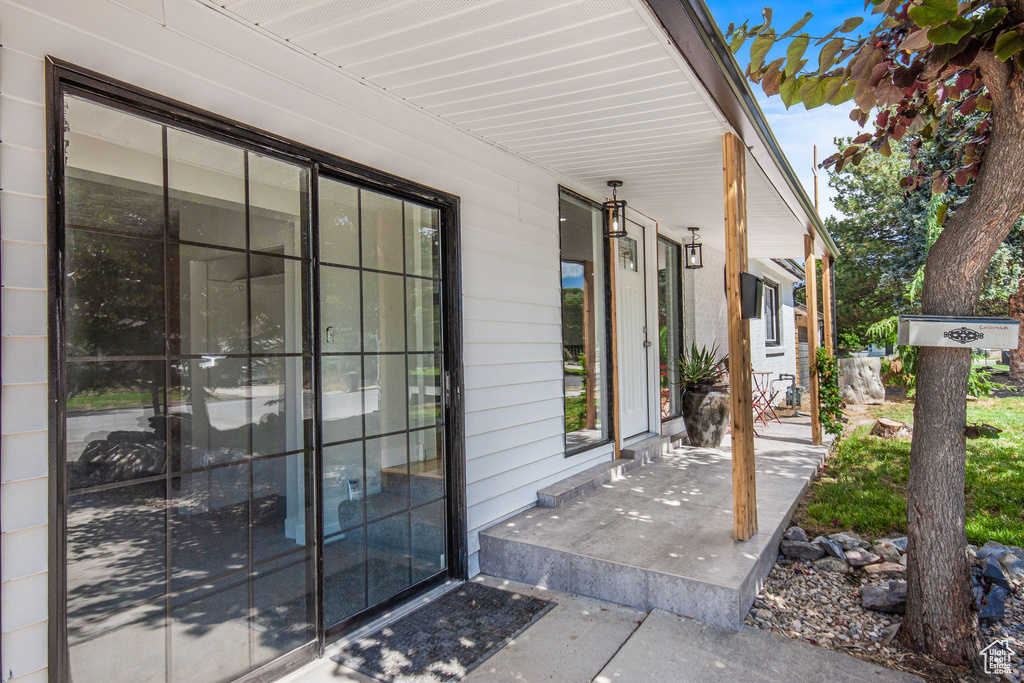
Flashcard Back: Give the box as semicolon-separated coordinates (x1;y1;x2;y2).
608;234;622;459
722;133;757;542
804;234;823;447
821;252;834;355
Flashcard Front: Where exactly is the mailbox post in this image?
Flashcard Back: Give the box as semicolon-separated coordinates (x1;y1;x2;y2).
897;315;1020;349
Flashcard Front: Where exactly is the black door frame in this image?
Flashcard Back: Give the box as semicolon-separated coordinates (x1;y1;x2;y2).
45;57;467;683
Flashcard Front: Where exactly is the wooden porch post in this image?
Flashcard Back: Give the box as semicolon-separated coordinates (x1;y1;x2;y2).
804;234;823;446
722;132;757;542
821;252;835;355
608;236;622;459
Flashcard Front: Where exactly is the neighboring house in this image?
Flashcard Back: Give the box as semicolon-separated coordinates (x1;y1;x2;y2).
0;1;838;682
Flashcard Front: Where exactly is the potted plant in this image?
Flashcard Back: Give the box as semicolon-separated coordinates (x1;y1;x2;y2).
677;342;730;447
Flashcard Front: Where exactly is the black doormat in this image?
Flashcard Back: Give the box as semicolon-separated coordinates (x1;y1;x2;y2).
333;582;555;682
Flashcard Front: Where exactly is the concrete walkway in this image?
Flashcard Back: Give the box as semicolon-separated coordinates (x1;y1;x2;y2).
283;576;921;683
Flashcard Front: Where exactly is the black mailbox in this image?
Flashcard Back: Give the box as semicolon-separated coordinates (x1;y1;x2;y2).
741;272;763;320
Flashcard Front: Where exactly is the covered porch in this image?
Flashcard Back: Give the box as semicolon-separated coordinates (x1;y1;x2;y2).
479;417;833;629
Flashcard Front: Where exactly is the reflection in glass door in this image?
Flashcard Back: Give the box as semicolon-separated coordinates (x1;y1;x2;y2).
318;177;447;629
61;95;316;683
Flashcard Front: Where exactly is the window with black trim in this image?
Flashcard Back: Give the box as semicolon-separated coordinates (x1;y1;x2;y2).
559;191;610;454
764;280;781;346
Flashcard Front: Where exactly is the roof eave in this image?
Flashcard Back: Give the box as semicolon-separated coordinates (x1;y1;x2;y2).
643;0;841;259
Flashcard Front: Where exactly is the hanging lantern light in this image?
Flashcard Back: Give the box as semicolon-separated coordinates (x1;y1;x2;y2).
684;227;703;269
603;180;628;239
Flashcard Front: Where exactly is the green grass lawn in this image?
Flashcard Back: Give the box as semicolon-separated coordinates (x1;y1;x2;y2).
564;394;587;433
794;396;1024;547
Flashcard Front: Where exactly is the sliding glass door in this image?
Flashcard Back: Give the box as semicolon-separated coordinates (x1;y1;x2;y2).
55;76;456;683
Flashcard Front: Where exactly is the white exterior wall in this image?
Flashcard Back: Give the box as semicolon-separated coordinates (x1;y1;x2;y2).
682;247;798;379
0;1;620;678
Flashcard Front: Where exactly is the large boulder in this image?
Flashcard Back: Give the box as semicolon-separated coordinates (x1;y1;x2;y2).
861;580;906;614
838;357;885;405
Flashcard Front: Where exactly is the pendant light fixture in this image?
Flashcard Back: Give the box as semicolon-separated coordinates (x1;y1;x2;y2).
603;180;628;239
684;226;704;269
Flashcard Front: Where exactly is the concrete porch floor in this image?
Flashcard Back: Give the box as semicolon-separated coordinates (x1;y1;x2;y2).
479;417;832;629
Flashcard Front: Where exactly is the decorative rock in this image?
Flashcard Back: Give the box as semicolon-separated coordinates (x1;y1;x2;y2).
845;547;882;567
783;526;809;543
839;357;886;405
979;584;1009;624
830;532;870;551
977;541;1009;564
861;584;906;614
999;552;1024;579
981;557;1011;592
887;579;907;603
899;553;907;567
869;417;912;439
863;562;906;579
871;542;901;564
813;536;847;560
781;540;825;561
813;556;852;574
879;536;908;552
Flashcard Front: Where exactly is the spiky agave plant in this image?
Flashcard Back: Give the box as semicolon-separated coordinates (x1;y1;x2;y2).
676;342;728;392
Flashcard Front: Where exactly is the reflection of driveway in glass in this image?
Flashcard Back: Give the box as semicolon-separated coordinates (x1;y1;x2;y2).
564;374;583;397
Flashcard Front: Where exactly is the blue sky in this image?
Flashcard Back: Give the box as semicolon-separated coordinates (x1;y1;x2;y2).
703;0;873;219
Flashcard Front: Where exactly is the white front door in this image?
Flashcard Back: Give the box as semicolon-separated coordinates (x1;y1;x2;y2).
616;221;650;439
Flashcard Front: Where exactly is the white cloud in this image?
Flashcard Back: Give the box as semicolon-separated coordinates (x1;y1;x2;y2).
757;95;864;221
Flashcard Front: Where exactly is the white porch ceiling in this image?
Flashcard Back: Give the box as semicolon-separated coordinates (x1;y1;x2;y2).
213;0;818;259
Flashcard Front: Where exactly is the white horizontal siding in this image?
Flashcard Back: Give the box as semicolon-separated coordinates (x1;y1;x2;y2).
0;1;622;667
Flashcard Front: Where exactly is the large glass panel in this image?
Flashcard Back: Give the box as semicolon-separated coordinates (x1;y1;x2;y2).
251;356;308;456
252;551;315;668
64;94;322;683
409;354;441;430
170;465;248;589
251;255;307;354
320;266;361;353
363;271;406;353
249;154;306;257
361;189;403;273
172;244;249;356
405;203;440;278
66;229;165;358
171;357;250;469
321;356;363;444
67;481;167;627
407;278;439;352
364;354;407;437
559;194;609;452
411;500;446;584
65;96;164;239
170;574;250;683
167;127;247;250
409;429;443;505
65;360;166;490
324;528;367;624
69;601;166;683
253;452;309;560
319;177;359;266
324;442;364;534
365;433;408;523
658;238;683;421
366;512;411;607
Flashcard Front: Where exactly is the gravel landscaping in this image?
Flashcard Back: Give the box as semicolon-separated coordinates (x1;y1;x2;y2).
746;529;1024;682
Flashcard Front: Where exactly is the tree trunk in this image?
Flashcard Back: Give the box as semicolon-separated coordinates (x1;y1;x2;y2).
1010;274;1024;381
900;53;1024;668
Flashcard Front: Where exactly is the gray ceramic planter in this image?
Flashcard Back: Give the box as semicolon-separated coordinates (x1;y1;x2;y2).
681;387;730;447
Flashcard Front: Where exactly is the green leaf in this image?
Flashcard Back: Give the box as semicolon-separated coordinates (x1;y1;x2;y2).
973;7;1008;35
799;77;831;109
908;0;958;28
786;34;810;75
780;76;802;108
781;12;813;39
819;38;844;72
730;31;747;54
927;17;972;45
828;82;855;105
839;17;864;33
750;30;775;71
994;29;1024;62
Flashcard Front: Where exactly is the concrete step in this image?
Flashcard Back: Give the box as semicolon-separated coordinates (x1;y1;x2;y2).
537;434;668;508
